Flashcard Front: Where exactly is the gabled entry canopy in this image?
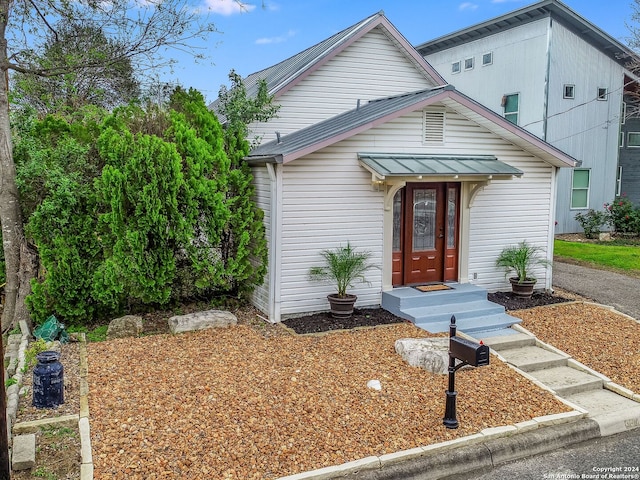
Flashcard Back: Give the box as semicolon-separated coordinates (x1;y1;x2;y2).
359;153;523;181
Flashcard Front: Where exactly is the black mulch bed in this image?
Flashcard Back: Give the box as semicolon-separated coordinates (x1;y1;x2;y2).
283;292;572;335
487;291;572;311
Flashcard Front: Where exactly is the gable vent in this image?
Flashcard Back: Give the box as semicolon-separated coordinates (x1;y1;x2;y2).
423;108;445;144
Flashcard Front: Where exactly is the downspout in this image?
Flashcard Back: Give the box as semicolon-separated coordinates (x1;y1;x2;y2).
266;163;282;322
547;166;559;291
542;16;553;141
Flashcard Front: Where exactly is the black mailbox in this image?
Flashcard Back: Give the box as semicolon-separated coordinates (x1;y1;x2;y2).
450;336;490;367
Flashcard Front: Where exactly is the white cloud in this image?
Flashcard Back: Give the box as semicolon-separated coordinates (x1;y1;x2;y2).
203;0;256;15
255;29;296;45
459;2;479;11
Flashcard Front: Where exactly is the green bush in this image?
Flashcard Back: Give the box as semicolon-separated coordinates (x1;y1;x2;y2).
574;209;607;239
604;197;640;235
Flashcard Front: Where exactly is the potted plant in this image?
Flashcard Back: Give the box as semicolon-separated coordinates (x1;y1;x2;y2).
308;242;377;318
495;240;551;298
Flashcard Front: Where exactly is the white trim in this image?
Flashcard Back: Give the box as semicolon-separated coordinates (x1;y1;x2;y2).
563;84;575;99
569;168;591;210
547;167;559;290
266;163;284;322
451;60;461;74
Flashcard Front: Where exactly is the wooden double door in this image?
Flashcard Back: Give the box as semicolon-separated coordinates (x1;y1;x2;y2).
392;183;460;286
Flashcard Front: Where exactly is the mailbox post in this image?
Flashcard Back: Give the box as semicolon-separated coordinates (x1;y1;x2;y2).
443;315;490;429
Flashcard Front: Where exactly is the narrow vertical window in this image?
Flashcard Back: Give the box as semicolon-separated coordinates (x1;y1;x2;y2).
616;166;623;197
571;169;590;209
502;93;519;125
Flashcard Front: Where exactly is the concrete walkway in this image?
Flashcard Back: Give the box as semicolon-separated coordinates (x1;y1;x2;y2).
553;261;640;320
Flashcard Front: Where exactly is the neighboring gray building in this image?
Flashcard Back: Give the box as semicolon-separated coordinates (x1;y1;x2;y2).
416;0;639;233
620;94;640;203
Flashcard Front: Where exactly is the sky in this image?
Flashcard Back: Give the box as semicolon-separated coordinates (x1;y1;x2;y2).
165;0;636;102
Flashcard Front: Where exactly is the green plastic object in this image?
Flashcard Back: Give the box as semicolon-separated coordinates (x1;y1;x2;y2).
34;315;69;344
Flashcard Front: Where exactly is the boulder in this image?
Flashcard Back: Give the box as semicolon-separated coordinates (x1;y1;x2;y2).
168;310;237;334
107;315;143;340
396;338;465;375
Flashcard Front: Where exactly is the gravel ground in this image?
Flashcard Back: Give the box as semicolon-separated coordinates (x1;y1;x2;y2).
512;302;640;394
87;323;571;480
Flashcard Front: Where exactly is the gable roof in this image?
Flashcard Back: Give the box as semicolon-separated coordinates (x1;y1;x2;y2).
211;11;445;114
246;85;578;168
416;0;637;68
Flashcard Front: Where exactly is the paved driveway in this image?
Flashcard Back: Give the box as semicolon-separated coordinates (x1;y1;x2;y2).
553;261;640;321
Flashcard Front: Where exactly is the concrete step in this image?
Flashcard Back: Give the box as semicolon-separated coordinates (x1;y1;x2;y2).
529;366;604;396
414;313;520;334
566;389;640;417
382;284;488;311
497;345;568;372
11;434;36;471
405;300;505;324
565;389;640;436
482;332;536;351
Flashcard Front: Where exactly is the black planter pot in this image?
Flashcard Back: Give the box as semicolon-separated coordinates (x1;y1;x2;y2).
327;294;357;318
509;277;537;298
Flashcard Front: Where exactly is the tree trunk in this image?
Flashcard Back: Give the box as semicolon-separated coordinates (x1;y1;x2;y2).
0;6;35;332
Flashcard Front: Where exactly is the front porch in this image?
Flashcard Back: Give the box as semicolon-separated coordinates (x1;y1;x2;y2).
382;283;521;334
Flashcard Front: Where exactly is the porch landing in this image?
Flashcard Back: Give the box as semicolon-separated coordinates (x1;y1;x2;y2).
382;283;521;334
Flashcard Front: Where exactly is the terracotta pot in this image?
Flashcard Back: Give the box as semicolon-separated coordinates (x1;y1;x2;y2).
509;277;536;298
327;294;357;318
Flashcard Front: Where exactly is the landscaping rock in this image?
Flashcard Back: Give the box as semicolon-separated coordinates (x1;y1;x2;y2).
12;433;36;471
395;338;452;375
106;315;143;340
168;310;237;334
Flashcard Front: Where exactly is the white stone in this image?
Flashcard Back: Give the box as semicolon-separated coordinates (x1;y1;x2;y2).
366;380;381;390
395;338;452;375
168;310;237;334
12;434;36;471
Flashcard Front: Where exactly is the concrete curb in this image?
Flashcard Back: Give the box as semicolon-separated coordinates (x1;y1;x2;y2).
78;333;94;480
275;418;601;480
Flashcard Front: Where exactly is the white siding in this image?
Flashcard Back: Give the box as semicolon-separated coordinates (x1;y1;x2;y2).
424;19;550;138
250;165;271;315
424;18;626;234
547;22;623;233
249;27;437;145
276;106;555;316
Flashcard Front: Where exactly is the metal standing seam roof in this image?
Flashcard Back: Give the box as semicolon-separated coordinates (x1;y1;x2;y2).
358;154;524;178
245;84;578;169
210;12;384;117
210;11;446;119
416;0;637;67
247;87;448;160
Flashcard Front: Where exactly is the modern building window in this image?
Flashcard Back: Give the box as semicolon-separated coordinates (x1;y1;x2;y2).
563;84;575;99
597;87;608;101
622;102;627;124
627;132;640;147
502;93;519;124
482;52;493;66
620;131;625;148
571;169;590;209
451;61;461;74
464;57;474;70
616;166;623;197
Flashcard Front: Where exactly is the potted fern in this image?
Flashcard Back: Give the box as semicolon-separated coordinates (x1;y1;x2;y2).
309;243;377;318
495;240;551;298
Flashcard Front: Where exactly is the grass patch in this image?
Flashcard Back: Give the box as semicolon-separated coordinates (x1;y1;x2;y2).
67;324;108;342
554;239;640;275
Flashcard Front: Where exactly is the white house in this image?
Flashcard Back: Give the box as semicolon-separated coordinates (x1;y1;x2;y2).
416;0;639;234
231;12;578;324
